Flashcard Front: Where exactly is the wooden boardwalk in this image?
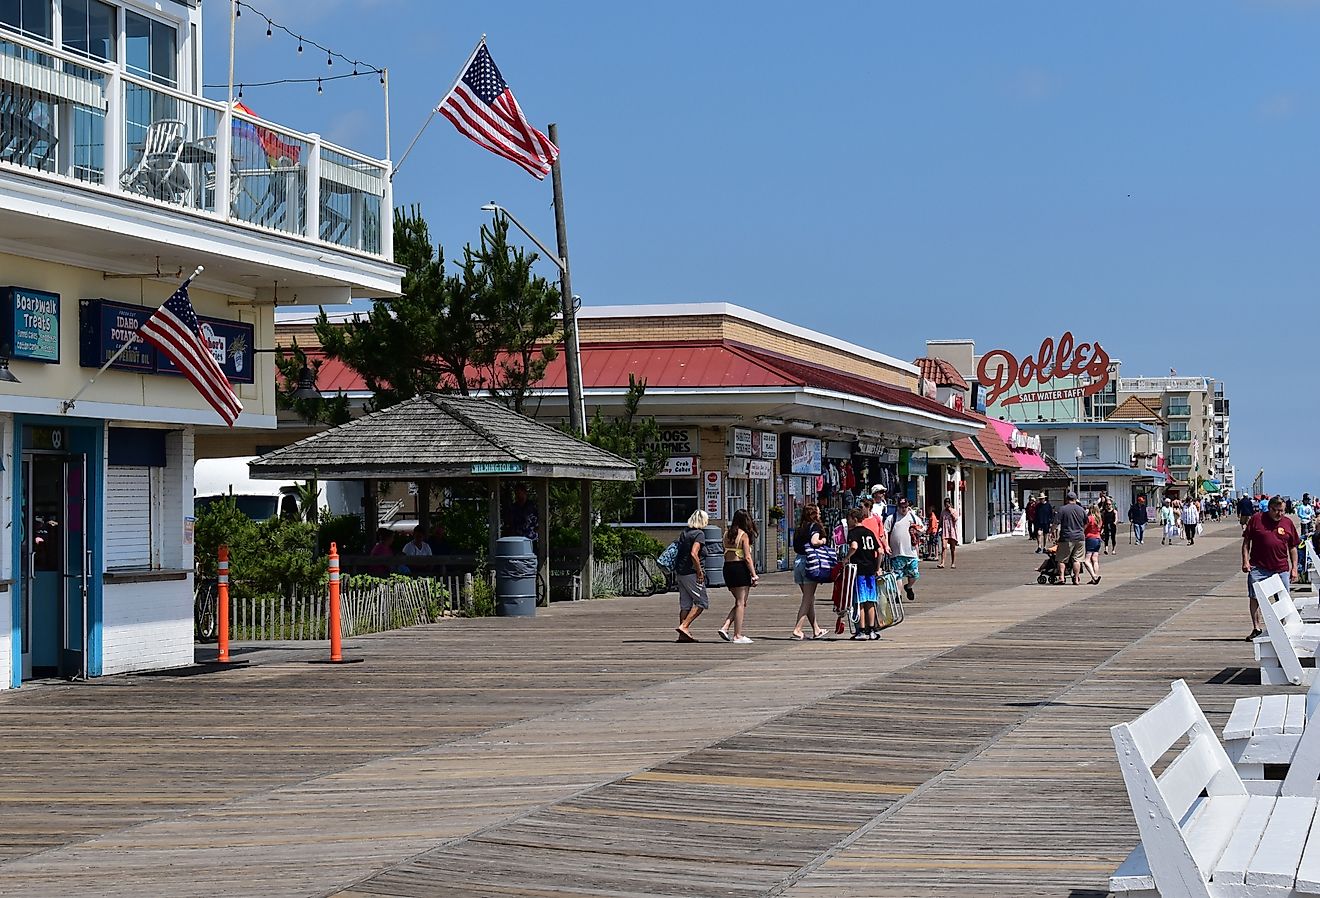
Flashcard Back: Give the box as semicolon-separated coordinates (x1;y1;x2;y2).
0;523;1267;897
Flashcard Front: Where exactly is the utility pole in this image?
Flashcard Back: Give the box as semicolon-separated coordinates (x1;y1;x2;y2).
548;123;591;600
548;122;585;437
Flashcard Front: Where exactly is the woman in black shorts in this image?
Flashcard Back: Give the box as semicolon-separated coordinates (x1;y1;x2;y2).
718;509;759;644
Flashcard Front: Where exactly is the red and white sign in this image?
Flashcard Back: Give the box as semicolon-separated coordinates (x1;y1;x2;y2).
976;331;1111;407
660;456;697;477
704;471;723;517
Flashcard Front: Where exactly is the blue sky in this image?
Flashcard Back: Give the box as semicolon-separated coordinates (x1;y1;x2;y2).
205;0;1319;497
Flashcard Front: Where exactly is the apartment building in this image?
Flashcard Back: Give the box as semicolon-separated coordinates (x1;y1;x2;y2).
1117;376;1231;496
0;0;401;686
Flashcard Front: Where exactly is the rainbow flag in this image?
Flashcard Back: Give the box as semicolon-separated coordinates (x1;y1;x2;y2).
233;101;301;167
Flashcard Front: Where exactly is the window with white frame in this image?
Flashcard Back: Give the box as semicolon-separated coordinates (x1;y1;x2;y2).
0;0;52;40
125;9;176;86
61;0;115;61
1080;436;1100;459
623;477;699;526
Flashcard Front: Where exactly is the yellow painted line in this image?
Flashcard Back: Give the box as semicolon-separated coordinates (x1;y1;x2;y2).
624;771;913;795
555;805;857;831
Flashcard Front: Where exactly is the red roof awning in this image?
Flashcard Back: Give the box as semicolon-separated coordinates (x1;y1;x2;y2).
951;437;987;464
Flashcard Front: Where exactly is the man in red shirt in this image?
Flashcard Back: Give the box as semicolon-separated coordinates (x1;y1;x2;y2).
1242;495;1300;641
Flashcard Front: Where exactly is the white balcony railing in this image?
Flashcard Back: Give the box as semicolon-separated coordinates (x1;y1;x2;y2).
0;29;391;260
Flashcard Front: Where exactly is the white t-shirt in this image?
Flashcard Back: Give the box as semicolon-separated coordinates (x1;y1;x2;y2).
1180;504;1199;525
402;540;433;557
885;510;922;558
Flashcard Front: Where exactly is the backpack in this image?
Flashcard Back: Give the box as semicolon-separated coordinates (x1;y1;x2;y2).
656;539;679;570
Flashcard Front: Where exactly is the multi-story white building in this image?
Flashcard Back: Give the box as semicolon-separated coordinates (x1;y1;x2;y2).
1117;376;1231;498
0;0;401;686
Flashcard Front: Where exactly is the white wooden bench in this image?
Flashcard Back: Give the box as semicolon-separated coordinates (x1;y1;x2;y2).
1224;675;1320;791
1111;679;1320;896
1255;574;1319;686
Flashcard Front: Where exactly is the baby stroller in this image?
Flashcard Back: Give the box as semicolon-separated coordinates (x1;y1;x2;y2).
1036;545;1062;584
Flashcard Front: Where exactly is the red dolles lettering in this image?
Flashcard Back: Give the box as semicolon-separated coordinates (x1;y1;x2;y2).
976;331;1111;407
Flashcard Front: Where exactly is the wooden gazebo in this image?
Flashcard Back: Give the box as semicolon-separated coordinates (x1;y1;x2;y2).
248;394;636;598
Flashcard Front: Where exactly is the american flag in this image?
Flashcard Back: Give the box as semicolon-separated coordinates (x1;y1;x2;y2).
138;279;243;426
436;41;559;180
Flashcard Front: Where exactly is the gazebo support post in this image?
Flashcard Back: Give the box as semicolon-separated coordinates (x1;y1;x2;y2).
537;480;550;605
364;479;379;541
488;479;501;560
579;480;593;601
417;481;432;536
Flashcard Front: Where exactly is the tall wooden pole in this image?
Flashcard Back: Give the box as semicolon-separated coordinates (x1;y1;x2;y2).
548;123;584;436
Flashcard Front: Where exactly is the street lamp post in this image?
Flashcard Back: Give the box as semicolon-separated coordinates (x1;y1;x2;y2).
1075;446;1084;501
479;202;586;436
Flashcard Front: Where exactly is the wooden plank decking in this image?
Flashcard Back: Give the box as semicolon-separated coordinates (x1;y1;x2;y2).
0;523;1267;896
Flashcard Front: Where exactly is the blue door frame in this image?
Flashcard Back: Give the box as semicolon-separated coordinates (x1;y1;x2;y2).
11;416;104;687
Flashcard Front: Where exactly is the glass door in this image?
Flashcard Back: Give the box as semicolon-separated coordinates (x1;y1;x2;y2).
19;453;88;680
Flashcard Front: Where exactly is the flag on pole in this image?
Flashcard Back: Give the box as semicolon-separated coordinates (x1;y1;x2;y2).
138;278;243;426
436;39;559;179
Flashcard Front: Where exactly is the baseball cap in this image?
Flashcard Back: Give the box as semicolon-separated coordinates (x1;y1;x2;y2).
870;484;886;494
1066;492;1077;501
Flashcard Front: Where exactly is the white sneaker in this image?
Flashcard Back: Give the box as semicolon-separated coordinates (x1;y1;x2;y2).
732;635;754;644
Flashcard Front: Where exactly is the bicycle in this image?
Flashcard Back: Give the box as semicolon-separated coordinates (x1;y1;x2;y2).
194;578;218;643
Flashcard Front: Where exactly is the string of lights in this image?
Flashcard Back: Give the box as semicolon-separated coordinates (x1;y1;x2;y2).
213;0;385;94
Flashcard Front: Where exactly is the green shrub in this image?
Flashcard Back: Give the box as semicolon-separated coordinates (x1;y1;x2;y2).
195;497;324;601
616;528;664;558
592;525;622;563
466;572;496;617
318;513;365;556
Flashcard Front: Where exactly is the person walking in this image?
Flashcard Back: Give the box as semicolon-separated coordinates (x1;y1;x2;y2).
938;497;959;569
1128;496;1149;545
1160;498;1177;545
1033;494;1054;554
1026;495;1039;543
1181;497;1200;546
674;510;709;642
1298;493;1315;541
1242;495;1301;640
1054;492;1088;585
845;508;883;640
1083;503;1103;585
885;497;926;601
718;509;759;644
791;504;829;640
1238;493;1256;530
1100;492;1119;555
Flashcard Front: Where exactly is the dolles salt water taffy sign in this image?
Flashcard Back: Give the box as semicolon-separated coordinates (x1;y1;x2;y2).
976;332;1111;407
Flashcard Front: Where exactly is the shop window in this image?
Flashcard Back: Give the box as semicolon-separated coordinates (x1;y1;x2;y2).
105;466;159;568
624;478;699;526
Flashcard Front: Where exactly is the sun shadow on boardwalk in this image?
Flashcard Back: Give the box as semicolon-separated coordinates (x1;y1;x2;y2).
1207;666;1261;685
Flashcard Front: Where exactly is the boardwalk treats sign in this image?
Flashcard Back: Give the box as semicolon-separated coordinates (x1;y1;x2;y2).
976;332;1111;407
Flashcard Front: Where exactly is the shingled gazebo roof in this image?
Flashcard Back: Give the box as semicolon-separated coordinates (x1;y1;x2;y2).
249;394;637;483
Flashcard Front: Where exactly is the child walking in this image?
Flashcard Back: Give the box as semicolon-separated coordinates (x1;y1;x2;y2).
845;508;883;641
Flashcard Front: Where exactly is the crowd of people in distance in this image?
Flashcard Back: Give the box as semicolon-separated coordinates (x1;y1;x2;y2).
672;484;963;645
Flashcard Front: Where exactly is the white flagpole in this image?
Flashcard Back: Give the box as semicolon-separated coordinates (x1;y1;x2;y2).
61;267;205;413
392;34;486;179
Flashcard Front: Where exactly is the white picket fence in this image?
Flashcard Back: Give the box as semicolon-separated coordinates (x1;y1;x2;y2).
225;576;469;642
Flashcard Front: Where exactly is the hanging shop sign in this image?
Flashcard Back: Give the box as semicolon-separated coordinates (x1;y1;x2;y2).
787;435;822;476
647;427;700;457
155;316;256;385
976;331;1111;407
2;287;60;362
79;299;254;381
704;470;723;517
660;456;697;477
759;431;778;460
856;440;900;464
825;440;854;460
900;449;928;477
79;299;155;372
729;457;772;480
729;427;754;458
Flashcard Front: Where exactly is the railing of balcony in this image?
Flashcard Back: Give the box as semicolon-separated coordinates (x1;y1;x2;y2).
0;28;391;260
1167;405;1192;417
